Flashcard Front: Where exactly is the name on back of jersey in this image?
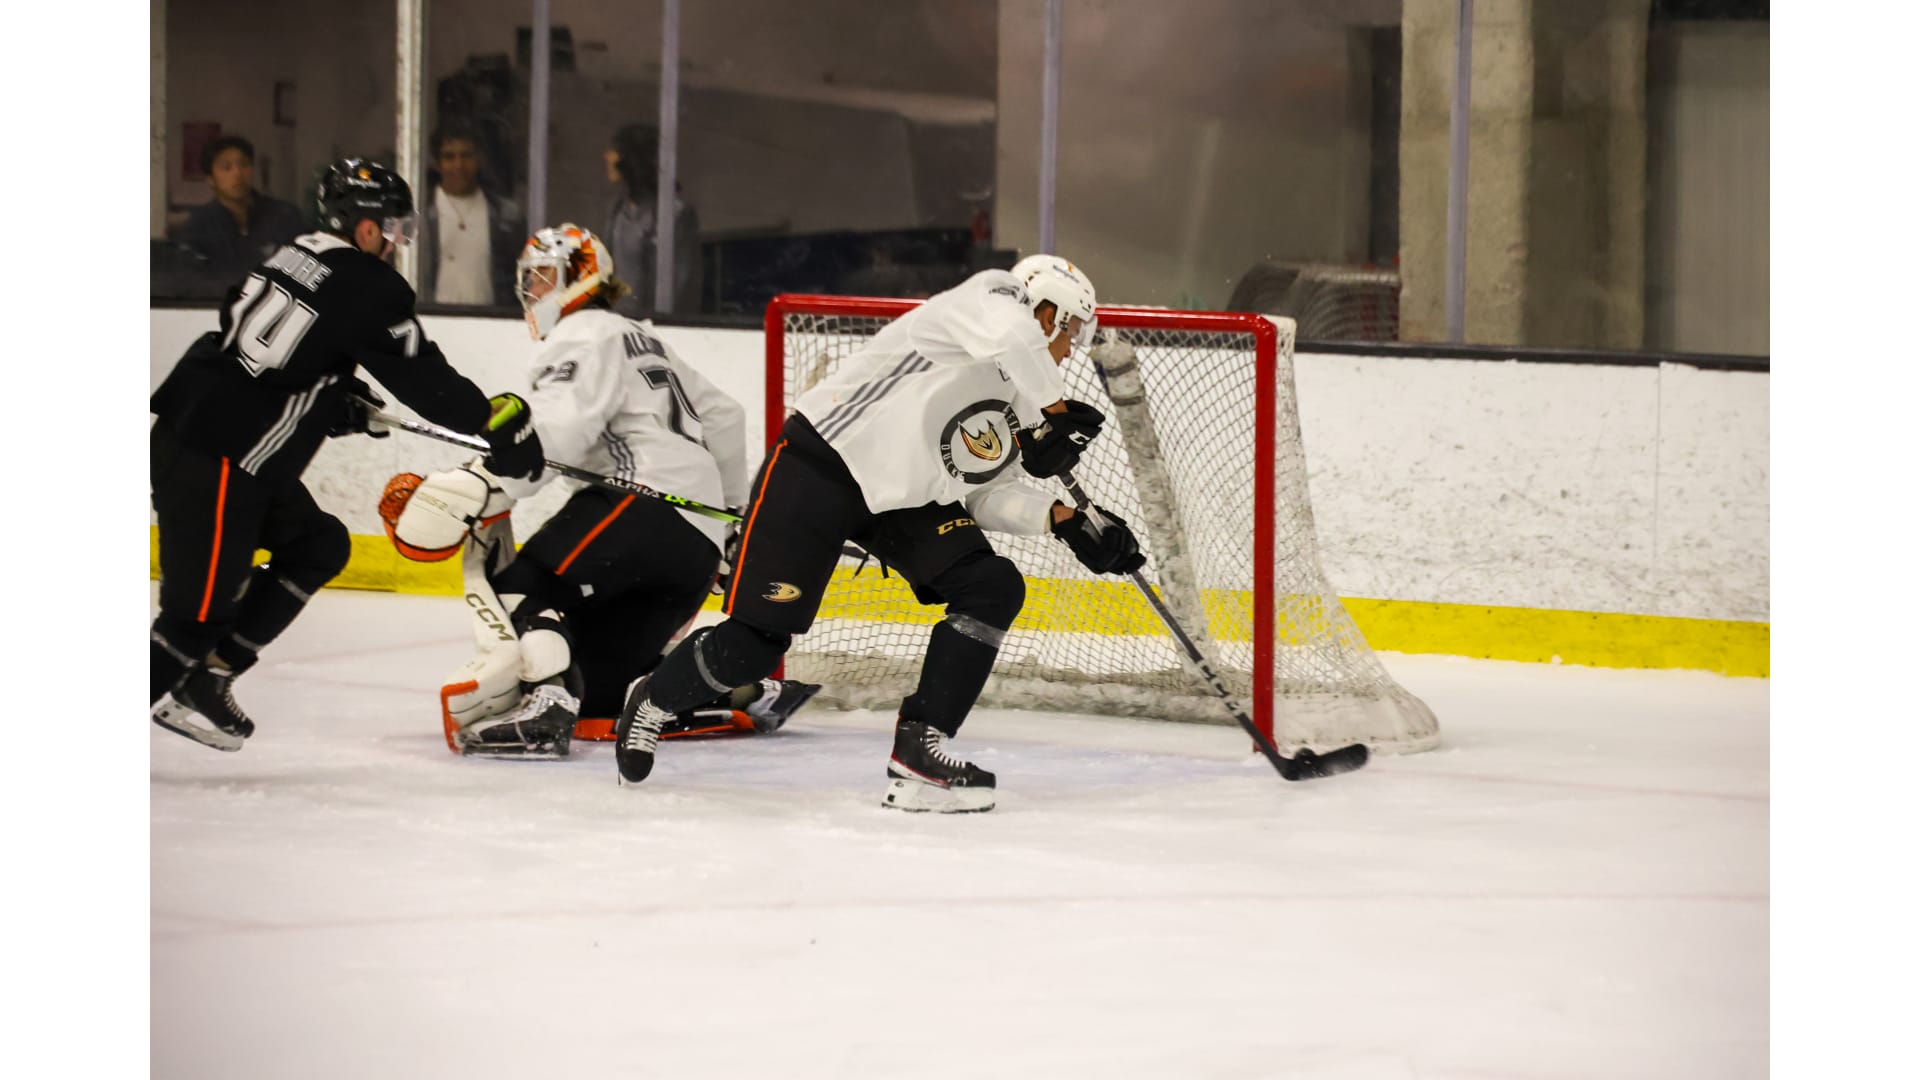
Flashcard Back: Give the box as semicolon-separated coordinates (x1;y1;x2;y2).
261;246;333;292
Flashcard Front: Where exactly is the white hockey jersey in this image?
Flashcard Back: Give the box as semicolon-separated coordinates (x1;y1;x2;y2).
793;269;1064;534
501;308;748;550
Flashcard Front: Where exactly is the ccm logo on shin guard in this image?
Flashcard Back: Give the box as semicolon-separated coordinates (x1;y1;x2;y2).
763;582;803;602
466;594;513;641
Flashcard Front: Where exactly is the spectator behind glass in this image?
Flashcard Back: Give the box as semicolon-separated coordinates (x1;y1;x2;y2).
178;135;306;292
418;122;526;307
605;123;700;315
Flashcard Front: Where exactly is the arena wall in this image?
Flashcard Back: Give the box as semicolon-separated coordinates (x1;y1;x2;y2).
149;308;1768;676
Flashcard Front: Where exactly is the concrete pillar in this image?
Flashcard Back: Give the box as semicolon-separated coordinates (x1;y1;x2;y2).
1401;0;1648;348
1402;0;1532;344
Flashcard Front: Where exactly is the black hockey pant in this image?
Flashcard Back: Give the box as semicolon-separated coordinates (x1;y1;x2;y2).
150;425;350;701
647;414;1026;738
494;486;720;719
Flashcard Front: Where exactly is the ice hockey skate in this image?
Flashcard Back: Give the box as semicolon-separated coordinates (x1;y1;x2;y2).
883;718;996;813
741;678;821;734
151;666;254;752
614;676;671;784
459;683;578;759
580;678;822;741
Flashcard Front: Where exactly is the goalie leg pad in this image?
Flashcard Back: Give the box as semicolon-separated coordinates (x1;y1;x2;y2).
514;608;574;684
461;683;579;759
439;648;523;753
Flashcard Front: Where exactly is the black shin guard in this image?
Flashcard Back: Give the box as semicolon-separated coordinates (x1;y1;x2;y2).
151;623;221;703
900;617;1004;739
647;622;791;713
214;567;320;675
899;551;1023;738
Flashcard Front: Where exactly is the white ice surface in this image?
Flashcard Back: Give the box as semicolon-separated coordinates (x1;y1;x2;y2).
152;590;1767;1080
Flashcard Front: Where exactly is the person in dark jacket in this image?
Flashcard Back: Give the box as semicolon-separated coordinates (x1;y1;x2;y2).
177;134;306;294
604;123;701;315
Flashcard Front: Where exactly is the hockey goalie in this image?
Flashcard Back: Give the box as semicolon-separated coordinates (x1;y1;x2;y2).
375;223;818;758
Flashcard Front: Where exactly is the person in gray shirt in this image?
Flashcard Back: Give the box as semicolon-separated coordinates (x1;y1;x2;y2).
604;123;700;315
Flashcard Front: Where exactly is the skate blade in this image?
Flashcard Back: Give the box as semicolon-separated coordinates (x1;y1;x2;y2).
459;742;571;760
151;696;244;752
881;777;994;814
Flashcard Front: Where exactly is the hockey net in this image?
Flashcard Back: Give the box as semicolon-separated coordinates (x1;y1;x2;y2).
765;295;1438;754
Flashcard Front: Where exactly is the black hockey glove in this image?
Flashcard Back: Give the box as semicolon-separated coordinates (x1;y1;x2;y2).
1052;504;1146;575
1019;400;1106;479
330;379;389;439
482;393;546;482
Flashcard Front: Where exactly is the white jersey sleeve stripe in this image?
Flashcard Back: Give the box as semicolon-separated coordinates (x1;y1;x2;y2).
238;376;334;475
816;354;932;442
600;427;637;482
813;352;927;441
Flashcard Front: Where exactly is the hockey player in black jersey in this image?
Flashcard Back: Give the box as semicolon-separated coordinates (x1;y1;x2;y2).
615;259;1146;812
149;159;547;752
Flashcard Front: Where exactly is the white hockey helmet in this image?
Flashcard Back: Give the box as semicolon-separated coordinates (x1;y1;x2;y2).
1019;256;1098;349
1011;253;1071;282
515;223;616;340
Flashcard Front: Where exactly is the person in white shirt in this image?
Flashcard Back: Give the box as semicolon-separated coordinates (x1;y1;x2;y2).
616;260;1145;811
419;124;525;306
383;225;818;756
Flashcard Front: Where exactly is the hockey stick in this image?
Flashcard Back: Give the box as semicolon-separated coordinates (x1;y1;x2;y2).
1058;472;1369;782
360;399;744;523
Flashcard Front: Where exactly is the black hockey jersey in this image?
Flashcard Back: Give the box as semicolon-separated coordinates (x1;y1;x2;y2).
151;232;492;485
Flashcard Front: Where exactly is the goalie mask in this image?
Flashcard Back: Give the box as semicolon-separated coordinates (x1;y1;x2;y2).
516;224;615;340
1020;258;1098;349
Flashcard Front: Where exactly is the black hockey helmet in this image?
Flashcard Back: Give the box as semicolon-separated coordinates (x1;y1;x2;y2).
314;158;417;243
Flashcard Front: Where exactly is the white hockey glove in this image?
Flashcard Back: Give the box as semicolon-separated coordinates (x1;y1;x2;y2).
379;461;517;562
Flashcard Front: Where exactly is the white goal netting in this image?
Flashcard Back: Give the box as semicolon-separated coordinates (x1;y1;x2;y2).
771;298;1438;754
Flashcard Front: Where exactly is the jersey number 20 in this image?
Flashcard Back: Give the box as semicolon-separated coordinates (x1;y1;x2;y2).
223;273;319;375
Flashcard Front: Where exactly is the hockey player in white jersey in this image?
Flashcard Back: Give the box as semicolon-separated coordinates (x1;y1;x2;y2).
616;259;1146;810
381;224;818;756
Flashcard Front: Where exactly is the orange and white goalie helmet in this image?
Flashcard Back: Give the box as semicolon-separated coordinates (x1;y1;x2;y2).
515;223;615;340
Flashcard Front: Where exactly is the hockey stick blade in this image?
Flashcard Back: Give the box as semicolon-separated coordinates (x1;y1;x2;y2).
361;398;744;523
1274;743;1370;781
1058;471;1370;783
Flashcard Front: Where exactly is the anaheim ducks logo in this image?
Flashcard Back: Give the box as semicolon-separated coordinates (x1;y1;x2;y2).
763;582;803;602
939;400;1019;485
959;422;1003;460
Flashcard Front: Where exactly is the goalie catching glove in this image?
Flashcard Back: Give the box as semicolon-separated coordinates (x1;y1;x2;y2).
379;462;517;562
1019;400;1105;478
1052;504;1146;575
